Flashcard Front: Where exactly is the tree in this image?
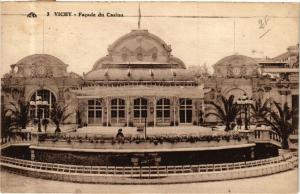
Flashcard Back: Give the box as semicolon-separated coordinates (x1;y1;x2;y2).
50;103;73;133
262;102;293;149
205;95;240;131
5;100;30;129
1;109;18;138
251;98;270;126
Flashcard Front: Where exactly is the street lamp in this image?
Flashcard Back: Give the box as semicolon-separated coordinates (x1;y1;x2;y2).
237;93;254;130
30;96;49;132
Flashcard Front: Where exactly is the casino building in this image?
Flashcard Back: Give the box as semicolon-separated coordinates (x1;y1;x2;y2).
73;29;204;127
1;29;204;128
1;29;298;132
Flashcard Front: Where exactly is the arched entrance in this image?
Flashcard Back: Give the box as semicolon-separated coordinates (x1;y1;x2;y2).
29;89;56;119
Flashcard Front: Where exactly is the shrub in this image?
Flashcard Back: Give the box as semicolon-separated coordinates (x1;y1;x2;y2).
225;136;230;142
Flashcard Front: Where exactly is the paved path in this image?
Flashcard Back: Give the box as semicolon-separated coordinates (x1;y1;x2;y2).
1;169;297;193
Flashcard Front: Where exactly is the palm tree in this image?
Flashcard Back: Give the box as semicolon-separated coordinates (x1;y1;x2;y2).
50;103;73;133
262;102;293;149
5;100;31;129
1;109;18;138
251;98;270;126
205;95;240;131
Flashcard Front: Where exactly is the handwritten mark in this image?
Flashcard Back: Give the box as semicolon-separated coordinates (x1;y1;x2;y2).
259;28;271;39
258;15;269;29
27;12;37;18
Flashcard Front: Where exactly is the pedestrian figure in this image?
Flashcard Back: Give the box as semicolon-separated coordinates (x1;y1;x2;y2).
116;128;124;139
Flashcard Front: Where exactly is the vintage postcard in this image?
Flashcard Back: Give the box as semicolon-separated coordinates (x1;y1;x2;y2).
0;2;299;193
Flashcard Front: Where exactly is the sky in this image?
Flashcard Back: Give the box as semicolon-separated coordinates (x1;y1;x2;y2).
0;2;299;78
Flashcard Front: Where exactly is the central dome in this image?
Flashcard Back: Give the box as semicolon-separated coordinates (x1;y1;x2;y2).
91;30;186;70
16;54;67;67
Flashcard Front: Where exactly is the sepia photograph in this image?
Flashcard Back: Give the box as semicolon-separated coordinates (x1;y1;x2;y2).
0;2;299;193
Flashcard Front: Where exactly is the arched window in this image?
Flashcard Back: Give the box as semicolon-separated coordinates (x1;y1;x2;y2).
88;99;102;124
134;98;147;122
179;98;193;123
111;98;125;124
156;98;170;123
29;89;56;119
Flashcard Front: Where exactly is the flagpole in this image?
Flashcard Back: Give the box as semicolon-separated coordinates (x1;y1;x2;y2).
138;4;141;29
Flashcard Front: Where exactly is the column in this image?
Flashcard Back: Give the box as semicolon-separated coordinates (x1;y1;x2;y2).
173;97;177;126
193;100;197;125
30;149;35;161
106;97;109;127
153;97;156;127
126;97;130;127
86;100;89;125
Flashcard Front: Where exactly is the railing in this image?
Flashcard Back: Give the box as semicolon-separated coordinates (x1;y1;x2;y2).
1;133;32;145
0;153;294;177
0;128;284;150
250;129;282;147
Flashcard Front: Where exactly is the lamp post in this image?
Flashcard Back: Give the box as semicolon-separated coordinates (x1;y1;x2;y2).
30;96;49;132
237;93;254;130
237;98;242;129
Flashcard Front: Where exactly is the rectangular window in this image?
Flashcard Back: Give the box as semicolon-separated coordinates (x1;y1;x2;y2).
134;110;140;118
88;100;94;106
164;110;170;118
95;110;102;118
111;110;117;118
119;110;125;118
157;110;162;118
88;110;94;118
141;110;147;118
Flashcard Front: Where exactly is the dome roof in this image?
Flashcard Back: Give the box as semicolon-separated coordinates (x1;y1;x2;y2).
84;68;194;81
16;54;67;67
214;55;258;67
91;30;186;70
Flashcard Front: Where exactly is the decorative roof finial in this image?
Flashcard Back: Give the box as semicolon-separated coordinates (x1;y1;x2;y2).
138;4;141;29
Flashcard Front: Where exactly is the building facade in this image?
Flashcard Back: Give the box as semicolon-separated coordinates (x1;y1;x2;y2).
1;29;298;132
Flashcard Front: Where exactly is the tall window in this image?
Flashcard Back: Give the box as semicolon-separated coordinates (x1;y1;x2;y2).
134;98;148;122
156;98;170;123
111;98;125;123
88;99;102;124
30;89;56;119
179;98;192;123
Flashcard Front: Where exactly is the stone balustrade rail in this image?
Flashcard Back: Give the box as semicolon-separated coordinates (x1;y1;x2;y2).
0;152;297;184
0;153;294;177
